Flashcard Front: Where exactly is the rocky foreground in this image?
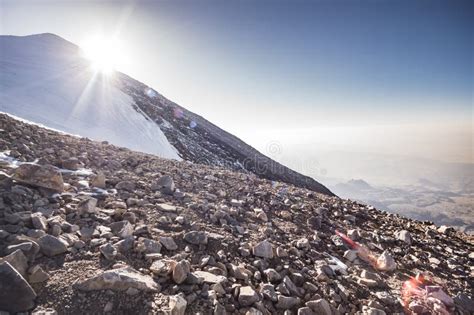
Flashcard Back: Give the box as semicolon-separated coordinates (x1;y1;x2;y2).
0;113;473;315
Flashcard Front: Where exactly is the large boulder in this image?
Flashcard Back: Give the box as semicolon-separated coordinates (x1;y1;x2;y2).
75;266;159;292
13;163;64;192
0;262;37;313
0;249;28;278
37;235;68;257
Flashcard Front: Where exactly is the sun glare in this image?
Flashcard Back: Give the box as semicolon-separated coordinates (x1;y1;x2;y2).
80;36;125;75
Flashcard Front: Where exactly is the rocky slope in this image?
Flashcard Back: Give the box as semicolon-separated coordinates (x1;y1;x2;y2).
0;33;333;196
0;113;473;315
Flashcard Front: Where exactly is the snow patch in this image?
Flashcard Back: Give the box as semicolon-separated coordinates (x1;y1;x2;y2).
0;34;181;160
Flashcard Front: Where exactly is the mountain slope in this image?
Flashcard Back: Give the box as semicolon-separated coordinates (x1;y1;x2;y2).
0;113;472;314
0;33;333;196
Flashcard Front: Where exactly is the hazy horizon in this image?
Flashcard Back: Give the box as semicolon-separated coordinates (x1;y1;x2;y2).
1;0;472;171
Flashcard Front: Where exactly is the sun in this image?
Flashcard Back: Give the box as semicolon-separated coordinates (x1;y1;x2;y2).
80;36;125;75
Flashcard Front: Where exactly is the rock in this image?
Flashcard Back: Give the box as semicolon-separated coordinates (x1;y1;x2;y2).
361;270;380;281
343;249;358;262
259;283;278;302
27;229;47;239
61;157;83;170
347;229;360;240
296;238;310;250
213;302;226;315
357;277;378;287
91;172;106;188
173;260;190;284
13;163;64;192
230;264;252;281
263;268;281;283
160;236;178;250
283;275;300;296
454;293;474;312
150;259;174;276
157;203;177;212
109;221;134;239
298;307;315;315
307;216;322;229
104;301;114;312
374;291;396;305
99;243;117;260
253;240;273;259
169;294;187;315
0;261;37;313
28;265;50;283
231;199;244;207
376;251;397;271
126;287;139;296
438;225;453;234
306;299;331;315
115;180;135;191
6;241;39;262
426;286;454;306
31;307;57;315
37;235;68;257
79;226;98;241
192;271;227;284
173;190;185;200
276;247;288;257
246;308;263;315
254;208;268;222
136;238;161;254
75;266;159;292
153;175;175;195
363;306;386;315
238;286;259;306
77;197;98;215
275;295;300;309
31;213;48;231
114;236;135;253
396;230;412;245
184;231;208;245
0;249;28;277
5;213;21;225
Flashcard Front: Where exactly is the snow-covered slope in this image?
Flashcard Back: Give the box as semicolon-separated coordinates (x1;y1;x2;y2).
0;34;180;160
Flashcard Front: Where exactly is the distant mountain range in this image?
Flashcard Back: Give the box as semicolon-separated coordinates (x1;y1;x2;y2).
330;178;474;234
0;33;333;196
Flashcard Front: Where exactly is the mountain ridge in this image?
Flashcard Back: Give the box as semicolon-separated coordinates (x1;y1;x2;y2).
0;33;334;196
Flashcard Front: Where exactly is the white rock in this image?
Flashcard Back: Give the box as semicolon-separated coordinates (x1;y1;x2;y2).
376;251;397;271
169;294;187;315
396;230;412;245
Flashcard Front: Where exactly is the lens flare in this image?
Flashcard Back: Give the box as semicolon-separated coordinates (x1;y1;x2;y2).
145;88;157;98
335;230;380;269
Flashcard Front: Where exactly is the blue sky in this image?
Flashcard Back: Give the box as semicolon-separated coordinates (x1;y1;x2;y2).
1;0;472;163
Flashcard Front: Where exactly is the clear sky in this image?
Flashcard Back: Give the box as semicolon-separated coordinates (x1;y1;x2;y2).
1;0;473;166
